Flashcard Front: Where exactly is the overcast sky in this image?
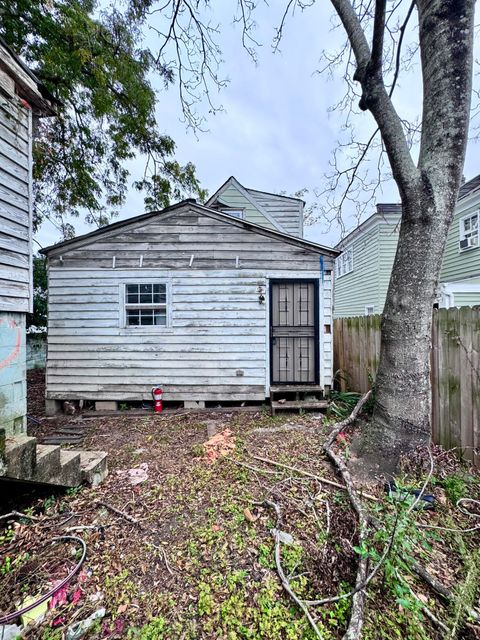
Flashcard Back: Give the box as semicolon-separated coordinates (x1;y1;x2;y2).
36;2;480;250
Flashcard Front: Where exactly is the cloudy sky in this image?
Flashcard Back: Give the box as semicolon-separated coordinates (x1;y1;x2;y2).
36;1;480;250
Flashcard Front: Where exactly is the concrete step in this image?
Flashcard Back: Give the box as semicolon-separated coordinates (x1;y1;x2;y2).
77;450;108;487
32;445;61;483
55;450;82;487
1;435;108;488
271;400;330;415
3;436;37;480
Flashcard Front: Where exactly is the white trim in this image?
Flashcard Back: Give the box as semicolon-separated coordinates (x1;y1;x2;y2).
335;212;400;251
335;247;354;278
220;207;244;219
458;210;479;252
119;278;172;331
365;305;375;315
264;278;270;397
439;281;480;308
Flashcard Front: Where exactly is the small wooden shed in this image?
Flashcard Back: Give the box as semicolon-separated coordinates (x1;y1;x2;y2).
42;193;338;411
0;38;55;434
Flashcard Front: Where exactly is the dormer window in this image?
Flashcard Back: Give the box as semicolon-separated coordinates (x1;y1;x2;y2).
221;208;244;219
459;212;478;251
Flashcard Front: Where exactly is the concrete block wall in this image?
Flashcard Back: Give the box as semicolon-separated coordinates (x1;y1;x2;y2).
0;312;27;435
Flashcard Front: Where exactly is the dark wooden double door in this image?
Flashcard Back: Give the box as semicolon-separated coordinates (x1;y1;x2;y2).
270;280;319;384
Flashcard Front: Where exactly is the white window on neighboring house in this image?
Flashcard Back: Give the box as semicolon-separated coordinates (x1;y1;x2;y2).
335;248;353;278
365;305;375;316
124;283;167;327
221;208;244;219
459;212;479;251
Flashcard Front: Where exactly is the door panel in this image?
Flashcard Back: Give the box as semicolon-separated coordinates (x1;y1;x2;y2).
270;281;318;384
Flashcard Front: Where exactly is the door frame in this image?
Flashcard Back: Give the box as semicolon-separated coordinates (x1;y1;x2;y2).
269;278;320;385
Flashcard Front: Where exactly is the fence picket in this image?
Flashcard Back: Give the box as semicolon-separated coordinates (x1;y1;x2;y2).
333;307;480;466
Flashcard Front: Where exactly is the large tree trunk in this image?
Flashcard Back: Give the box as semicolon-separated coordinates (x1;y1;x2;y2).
363;0;476;469
362;194;453;468
331;0;476;471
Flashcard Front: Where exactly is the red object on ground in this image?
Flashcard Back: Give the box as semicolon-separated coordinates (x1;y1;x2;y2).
152;386;163;413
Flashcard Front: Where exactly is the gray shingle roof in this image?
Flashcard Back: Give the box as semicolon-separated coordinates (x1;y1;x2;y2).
458;175;480;200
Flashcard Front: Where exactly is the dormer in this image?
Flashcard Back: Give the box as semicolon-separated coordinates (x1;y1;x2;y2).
207;176;304;238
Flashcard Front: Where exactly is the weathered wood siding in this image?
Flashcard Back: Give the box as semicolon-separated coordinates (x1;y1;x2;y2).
247;189;303;237
334;309;480;466
0;312;26;433
0;70;33;313
46;207;334;402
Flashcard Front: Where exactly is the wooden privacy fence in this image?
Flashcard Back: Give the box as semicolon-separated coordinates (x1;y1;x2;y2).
333;307;480;466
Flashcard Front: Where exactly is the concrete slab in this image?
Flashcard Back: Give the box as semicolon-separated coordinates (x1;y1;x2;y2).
95;401;118;412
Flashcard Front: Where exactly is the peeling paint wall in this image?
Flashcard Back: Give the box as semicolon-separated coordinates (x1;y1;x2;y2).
0;312;27;435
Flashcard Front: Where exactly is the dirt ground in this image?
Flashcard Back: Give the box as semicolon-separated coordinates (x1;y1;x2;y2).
1;370;479;639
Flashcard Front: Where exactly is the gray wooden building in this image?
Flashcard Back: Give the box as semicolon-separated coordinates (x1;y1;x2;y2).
42;180;339;411
0;39;55;434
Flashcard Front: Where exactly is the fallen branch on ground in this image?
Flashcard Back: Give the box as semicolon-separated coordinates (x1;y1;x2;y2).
251;423;315;435
260;499;325;639
95;500;141;526
226;457;281;476
0;510;42;522
252;454;378;502
394;569;449;633
322;390;372;640
409;559;480;625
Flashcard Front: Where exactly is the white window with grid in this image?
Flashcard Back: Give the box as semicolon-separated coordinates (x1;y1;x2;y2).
335;247;353;278
124;283;167;327
459;212;479;251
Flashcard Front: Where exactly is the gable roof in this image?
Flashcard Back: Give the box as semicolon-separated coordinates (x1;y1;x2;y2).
41;200;339;258
206;176;290;234
459;174;480;201
0;37;58;116
246;187;306;205
335;203;401;250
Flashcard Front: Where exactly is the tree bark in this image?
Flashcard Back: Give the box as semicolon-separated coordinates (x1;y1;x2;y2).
331;0;476;471
365;0;476;468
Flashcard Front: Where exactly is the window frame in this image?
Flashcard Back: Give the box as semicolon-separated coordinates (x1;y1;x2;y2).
220;208;245;219
120;280;171;330
335;247;354;278
458;211;479;252
365;305;375;316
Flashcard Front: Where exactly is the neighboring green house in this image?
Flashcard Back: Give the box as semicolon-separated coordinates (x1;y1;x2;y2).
333;175;480;318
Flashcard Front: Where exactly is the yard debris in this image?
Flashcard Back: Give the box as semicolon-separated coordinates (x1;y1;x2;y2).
95;501;141;526
384;480;436;510
243;507;258;523
270;528;294;545
20;595;49;625
203;428;235;463
0;624;23;640
17;368;480;638
65;607;106;640
116;462;149;486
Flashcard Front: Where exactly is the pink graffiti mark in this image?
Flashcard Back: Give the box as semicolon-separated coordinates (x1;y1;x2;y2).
0;328;22;370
